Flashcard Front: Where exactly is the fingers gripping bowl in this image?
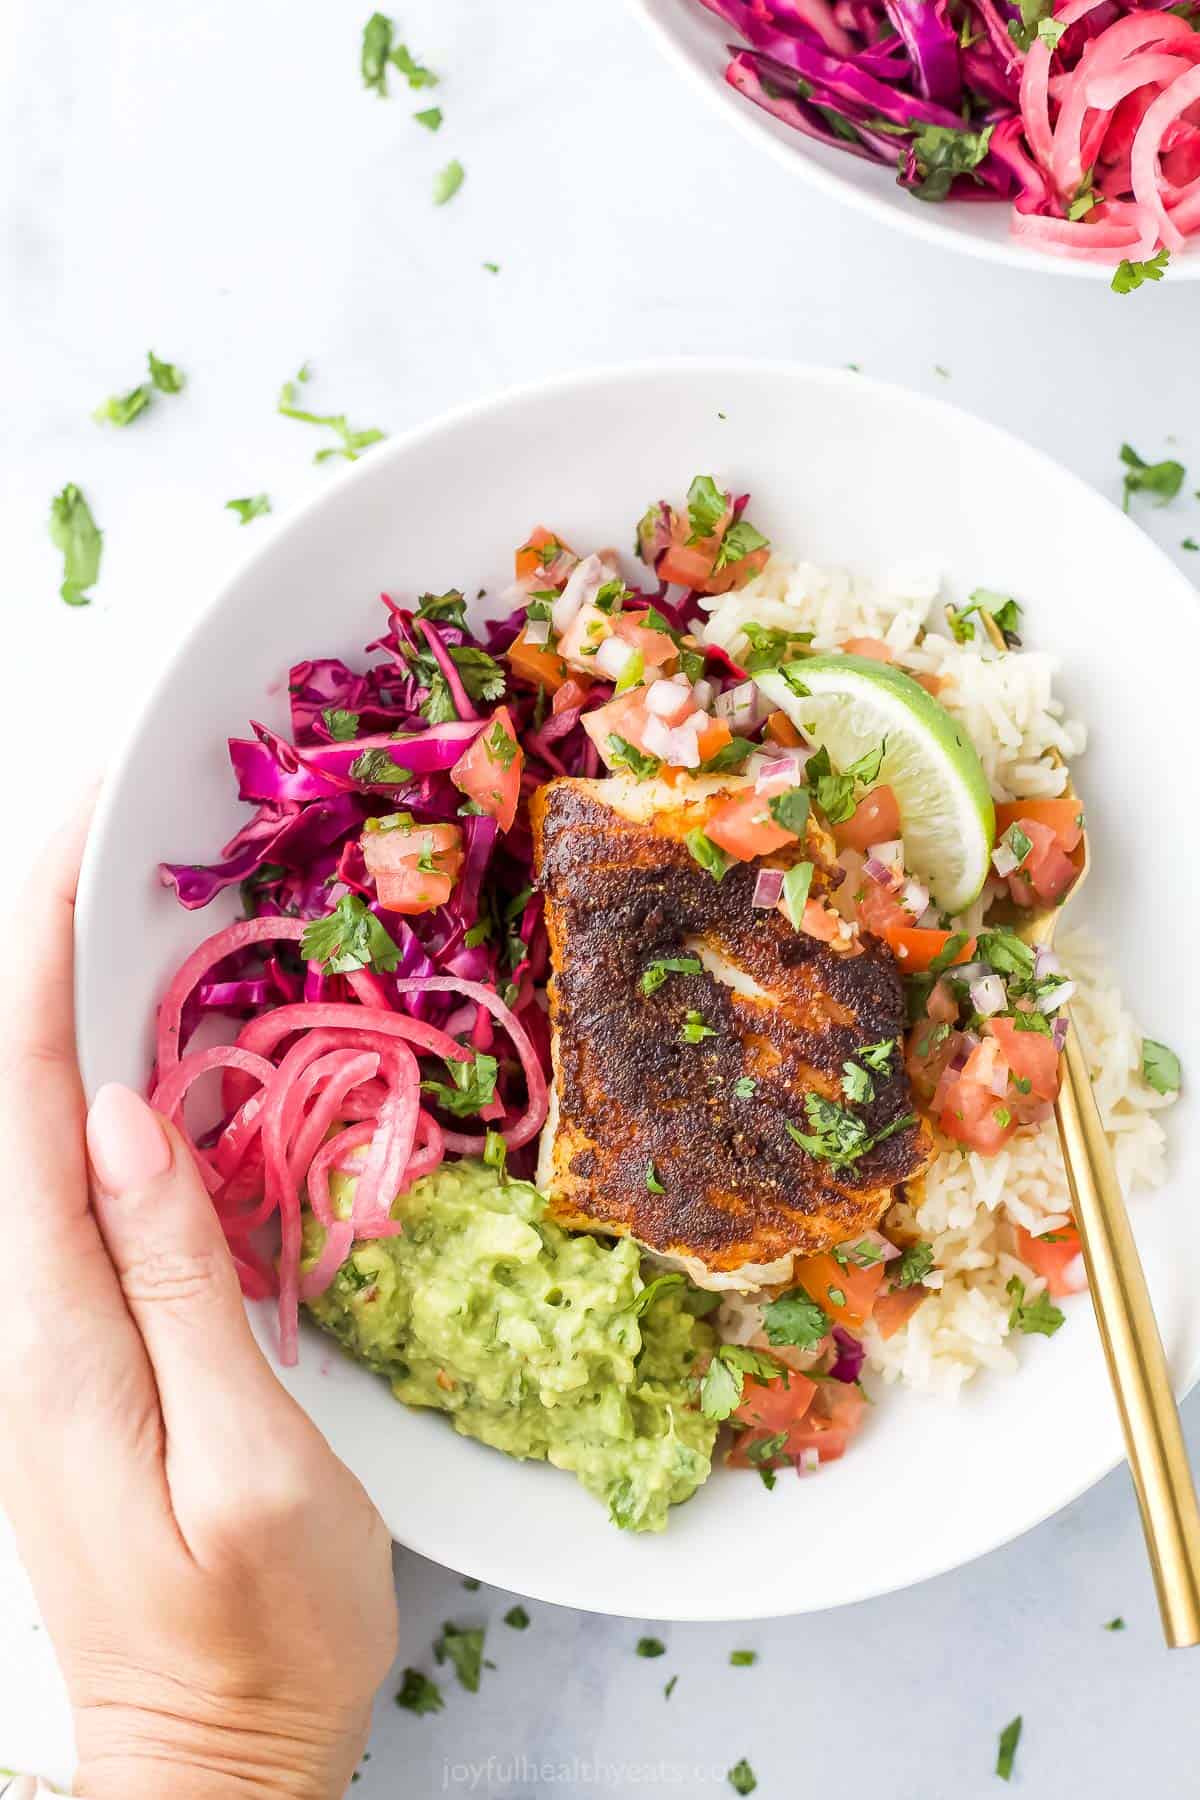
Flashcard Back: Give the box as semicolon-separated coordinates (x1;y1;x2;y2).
76;365;1200;1619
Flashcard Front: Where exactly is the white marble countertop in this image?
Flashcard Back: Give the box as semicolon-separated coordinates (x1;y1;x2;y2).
4;0;1200;1793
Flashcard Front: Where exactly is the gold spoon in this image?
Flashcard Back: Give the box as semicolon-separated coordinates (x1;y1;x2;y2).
1006;765;1200;1647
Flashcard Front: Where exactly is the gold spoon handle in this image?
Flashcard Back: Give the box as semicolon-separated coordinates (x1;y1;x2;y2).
1056;1010;1200;1647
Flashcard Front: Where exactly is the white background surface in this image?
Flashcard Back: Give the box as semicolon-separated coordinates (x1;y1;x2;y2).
3;0;1200;1794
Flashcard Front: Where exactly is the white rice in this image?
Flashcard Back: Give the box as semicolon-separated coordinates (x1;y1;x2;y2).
703;556;1177;1396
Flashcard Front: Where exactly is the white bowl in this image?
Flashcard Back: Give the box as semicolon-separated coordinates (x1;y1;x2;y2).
76;361;1200;1620
630;0;1200;281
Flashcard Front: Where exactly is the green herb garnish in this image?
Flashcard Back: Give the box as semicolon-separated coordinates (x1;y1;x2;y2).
395;1668;444;1714
892;1242;934;1288
1112;249;1171;295
995;1716;1022;1782
1142;1038;1181;1094
322;707;361;741
300;894;399;975
607;734;661;781
434;1622;486;1693
349;749;414;785
49;482;102;606
226;493;271;525
762;1288;830;1349
728;1759;758;1795
503;1605;530;1630
1006;1275;1065;1337
645;1161;666;1194
421;1051;499;1118
278;367;385;463
433;159;465;206
1120;441;1185;512
681;1010;717;1044
685;828;729;882
642;955;703;996
637;1636;666;1658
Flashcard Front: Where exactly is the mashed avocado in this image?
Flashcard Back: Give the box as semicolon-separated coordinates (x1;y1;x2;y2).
301;1159;717;1532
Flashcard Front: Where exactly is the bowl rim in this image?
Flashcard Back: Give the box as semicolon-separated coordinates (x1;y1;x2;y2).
74;356;1200;1619
626;0;1200;284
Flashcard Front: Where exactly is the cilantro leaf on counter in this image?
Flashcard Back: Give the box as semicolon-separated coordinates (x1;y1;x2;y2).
278;367;386;464
503;1605;530;1630
995;1716;1022;1781
147;350;185;394
414;105;443;130
361;11;394;93
728;1759;758;1795
395;1668;444;1714
392;42;438;88
637;1636;666;1658
49;482;102;606
433;159;465;205
730;1650;757;1667
1120;441;1185;512
434;1621;486;1693
93;384;152;427
226;493;271;525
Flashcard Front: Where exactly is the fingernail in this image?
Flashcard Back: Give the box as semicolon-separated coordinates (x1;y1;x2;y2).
87;1084;172;1194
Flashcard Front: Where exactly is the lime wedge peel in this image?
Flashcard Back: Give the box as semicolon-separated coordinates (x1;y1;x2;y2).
753;654;996;916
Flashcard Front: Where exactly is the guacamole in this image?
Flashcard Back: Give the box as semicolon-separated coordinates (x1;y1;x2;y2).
301;1159;718;1532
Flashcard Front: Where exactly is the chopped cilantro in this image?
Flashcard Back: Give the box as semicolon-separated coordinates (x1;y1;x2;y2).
664;1674;679;1698
685;828;729;882
780;861;815;931
416;588;469;629
421;1051;499;1117
730;1650;757;1667
1006;1274;1065;1336
392;42;438;88
1112;249;1171;294
758;1467;777;1491
728;1759;758;1795
607;734;661;780
892;1242;934;1288
995;1716;1022;1782
349;748;413;785
733;1076;757;1099
788;1092;913;1169
278;367;385;463
685;473;727;543
1142;1038;1181;1094
767;786;810;837
743;1432;788;1466
841;1060;875;1104
1002;822;1033;867
701;735;757;773
642;955;702;995
300;894;399;975
461;1576;480;1590
700;1345;784;1420
49;482;102;606
433;160;465;206
762;1288;830;1349
226;493;271;525
414;105;442;130
322;707;361;741
483;1129;507;1179
434;1621;486;1693
645;1160;666;1194
1184;538;1199;552
827;1285;847;1307
483;260;500;274
395;1668;444;1714
147;350;185;394
503;1605;530;1630
625;1272;685;1317
361;11;394;93
715;518;769;572
486;719;518;769
637;1636;666;1658
740;620;814;674
905;122;994;202
1104;1617;1126;1631
1120;441;1185;512
681;1010;717;1044
93;384;152;426
858;1037;896;1073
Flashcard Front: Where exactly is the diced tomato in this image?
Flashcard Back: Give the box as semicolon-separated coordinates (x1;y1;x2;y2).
514;526;571;581
840;636;893;663
833;784;901;853
1014;1222;1086;1297
994;799;1083;856
612;611;678;667
938;1072;1019;1154
706;787;796;860
557;603;611;669
1029;844;1077;903
795;1253;885;1329
374;864;455;914
764;709;803;748
856;881;914;936
657;500;769;596
872;1286;929;1339
988;1016;1061;1102
362;821;462;871
552;675;593;715
506;627;569;694
783;1380;868;1464
914;672;945;697
449;705;524;832
880;927;977;973
799;898;841;941
727;1371;819;1465
693;716;732;763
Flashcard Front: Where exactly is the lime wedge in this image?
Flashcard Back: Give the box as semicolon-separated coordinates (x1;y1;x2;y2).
754;654;995;915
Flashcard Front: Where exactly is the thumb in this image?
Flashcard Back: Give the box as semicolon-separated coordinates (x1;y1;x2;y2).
86;1085;293;1452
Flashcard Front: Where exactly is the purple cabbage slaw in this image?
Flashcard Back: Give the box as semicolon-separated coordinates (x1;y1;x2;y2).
695;0;1188;206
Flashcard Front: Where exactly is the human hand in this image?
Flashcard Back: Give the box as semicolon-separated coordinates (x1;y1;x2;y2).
0;812;398;1800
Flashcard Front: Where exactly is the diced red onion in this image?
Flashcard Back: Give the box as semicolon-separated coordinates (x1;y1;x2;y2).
1052;1017;1069;1051
641;716;673;759
551;551;607;634
855;1229;900;1264
867;839;902;865
952;962;989;985
646;679;689;718
901;878;929;918
989;1054;1011;1098
691;678;716;710
523;618;550;647
864;857;900;890
594;635;636;681
969;974;1006;1017
1037;979;1076;1014
753;868;785;909
828;1326;866;1383
715;679;767;733
992;842;1020;878
796;1448;821;1476
1034;947;1063;979
755;751;805;792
